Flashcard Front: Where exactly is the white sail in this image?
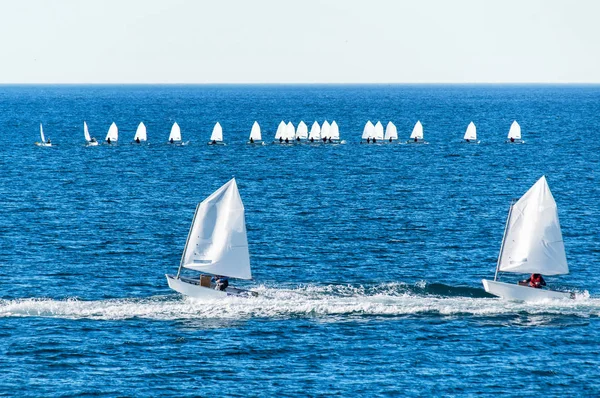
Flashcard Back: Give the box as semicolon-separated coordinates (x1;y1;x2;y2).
308;121;321;140
285;122;295;140
249;121;261;141
410;121;423;139
84;121;92;142
321;121;331;139
210;122;223;142
296;121;308;139
274;121;286;140
169;122;182;142
384;122;398;140
40;123;46;142
362;121;375;139
374;121;384;140
134;122;147;141
497;176;568;276
507;121;521;139
464;122;477;140
181;178;251;280
105;122;118;142
330;121;340;140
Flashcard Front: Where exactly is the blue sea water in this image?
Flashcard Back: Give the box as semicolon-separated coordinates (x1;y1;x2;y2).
1;84;600;396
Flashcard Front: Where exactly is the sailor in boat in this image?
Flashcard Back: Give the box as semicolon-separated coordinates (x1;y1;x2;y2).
279;137;283;143
296;137;300;142
519;274;546;288
465;138;470;143
213;275;229;291
328;137;333;143
285;138;289;144
46;138;51;145
366;137;370;144
510;137;515;143
250;137;254;144
135;137;140;144
170;138;174;144
414;137;418;143
389;137;393;143
90;137;97;143
107;137;112;144
310;137;314;143
372;137;377;143
211;139;217;145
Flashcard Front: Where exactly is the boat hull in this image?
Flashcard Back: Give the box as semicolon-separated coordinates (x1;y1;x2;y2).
166;274;257;299
482;279;573;301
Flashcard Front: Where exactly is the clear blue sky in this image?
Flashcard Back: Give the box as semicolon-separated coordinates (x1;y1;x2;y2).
0;0;598;83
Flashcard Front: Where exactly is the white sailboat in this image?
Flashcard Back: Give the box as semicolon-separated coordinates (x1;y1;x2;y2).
168;122;183;144
248;121;262;144
296;121;308;141
408;120;426;143
36;123;52;147
208;122;224;145
362;121;375;142
321;121;331;142
105;122;118;144
330;121;340;141
308;121;321;142
284;122;295;143
133;122;147;143
384;122;398;142
83;121;98;146
482;176;573;301
506;120;524;143
463;121;478;143
166;178;256;299
274;121;286;142
373;121;384;142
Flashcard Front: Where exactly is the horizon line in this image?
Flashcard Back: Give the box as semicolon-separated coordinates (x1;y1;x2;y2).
1;82;600;86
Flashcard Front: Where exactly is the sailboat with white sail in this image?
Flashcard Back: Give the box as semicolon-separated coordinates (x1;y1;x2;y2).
166;178;256;299
362;121;375;143
168;122;186;145
330;121;341;143
506;120;524;143
83;121;98;146
463;121;478;143
384;122;398;143
208;122;224;145
35;123;52;147
105;122;118;144
308;121;321;143
133;122;147;144
373;121;384;143
482;176;574;301
321;121;331;142
296;121;308;142
407;120;426;144
248;121;263;144
274;121;286;143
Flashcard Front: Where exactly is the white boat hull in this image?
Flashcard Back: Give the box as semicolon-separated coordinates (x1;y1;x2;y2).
166;274;256;299
482;279;573;301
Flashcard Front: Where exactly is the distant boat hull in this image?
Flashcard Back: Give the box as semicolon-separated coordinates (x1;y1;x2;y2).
406;140;428;144
482;279;573;301
35;142;52;147
462;140;480;144
86;141;99;147
505;139;525;144
207;141;226;146
166;274;256;299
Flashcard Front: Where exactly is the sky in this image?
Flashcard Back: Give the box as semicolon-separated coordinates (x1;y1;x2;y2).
0;0;598;84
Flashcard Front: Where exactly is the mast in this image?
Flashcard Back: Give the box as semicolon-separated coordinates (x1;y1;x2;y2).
176;203;201;279
494;200;515;281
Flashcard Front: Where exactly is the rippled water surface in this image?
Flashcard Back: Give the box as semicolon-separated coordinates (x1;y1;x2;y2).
1;85;600;396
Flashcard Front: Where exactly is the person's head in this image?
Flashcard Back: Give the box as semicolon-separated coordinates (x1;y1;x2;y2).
373;138;376;143
170;138;174;143
389;138;392;142
250;137;254;142
279;137;283;142
414;137;418;142
511;137;515;142
533;273;541;278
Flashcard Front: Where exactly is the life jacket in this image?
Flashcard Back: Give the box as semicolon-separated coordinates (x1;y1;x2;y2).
529;275;543;288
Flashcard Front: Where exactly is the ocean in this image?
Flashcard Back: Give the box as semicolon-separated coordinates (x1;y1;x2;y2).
0;84;599;396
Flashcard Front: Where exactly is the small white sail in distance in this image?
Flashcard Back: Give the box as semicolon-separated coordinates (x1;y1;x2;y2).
169;122;182;142
296;121;308;139
249;121;261;141
84;121;92;142
362;121;375;139
40;123;46;142
105;122;118;142
321;121;331;139
210;122;223;142
384;122;398;140
374;121;384;140
497;175;568;275
181;178;251;280
285;122;295;140
308;121;321;140
410;121;423;140
274;121;286;140
464;122;477;141
330;121;340;140
134;122;147;141
507;120;521;140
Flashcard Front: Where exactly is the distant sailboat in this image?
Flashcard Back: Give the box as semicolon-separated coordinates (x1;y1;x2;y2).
296;121;308;141
330;121;340;142
166;178;256;299
362;121;375;143
36;123;52;147
208;122;224;145
408;121;426;144
83;121;98;146
482;176;573;301
105;122;118;144
321;121;331;142
373;121;384;142
284;122;295;143
274;121;286;143
133;122;147;143
384;122;398;142
463;121;478;143
168;122;183;144
308;121;321;142
248;121;262;144
506;121;524;143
